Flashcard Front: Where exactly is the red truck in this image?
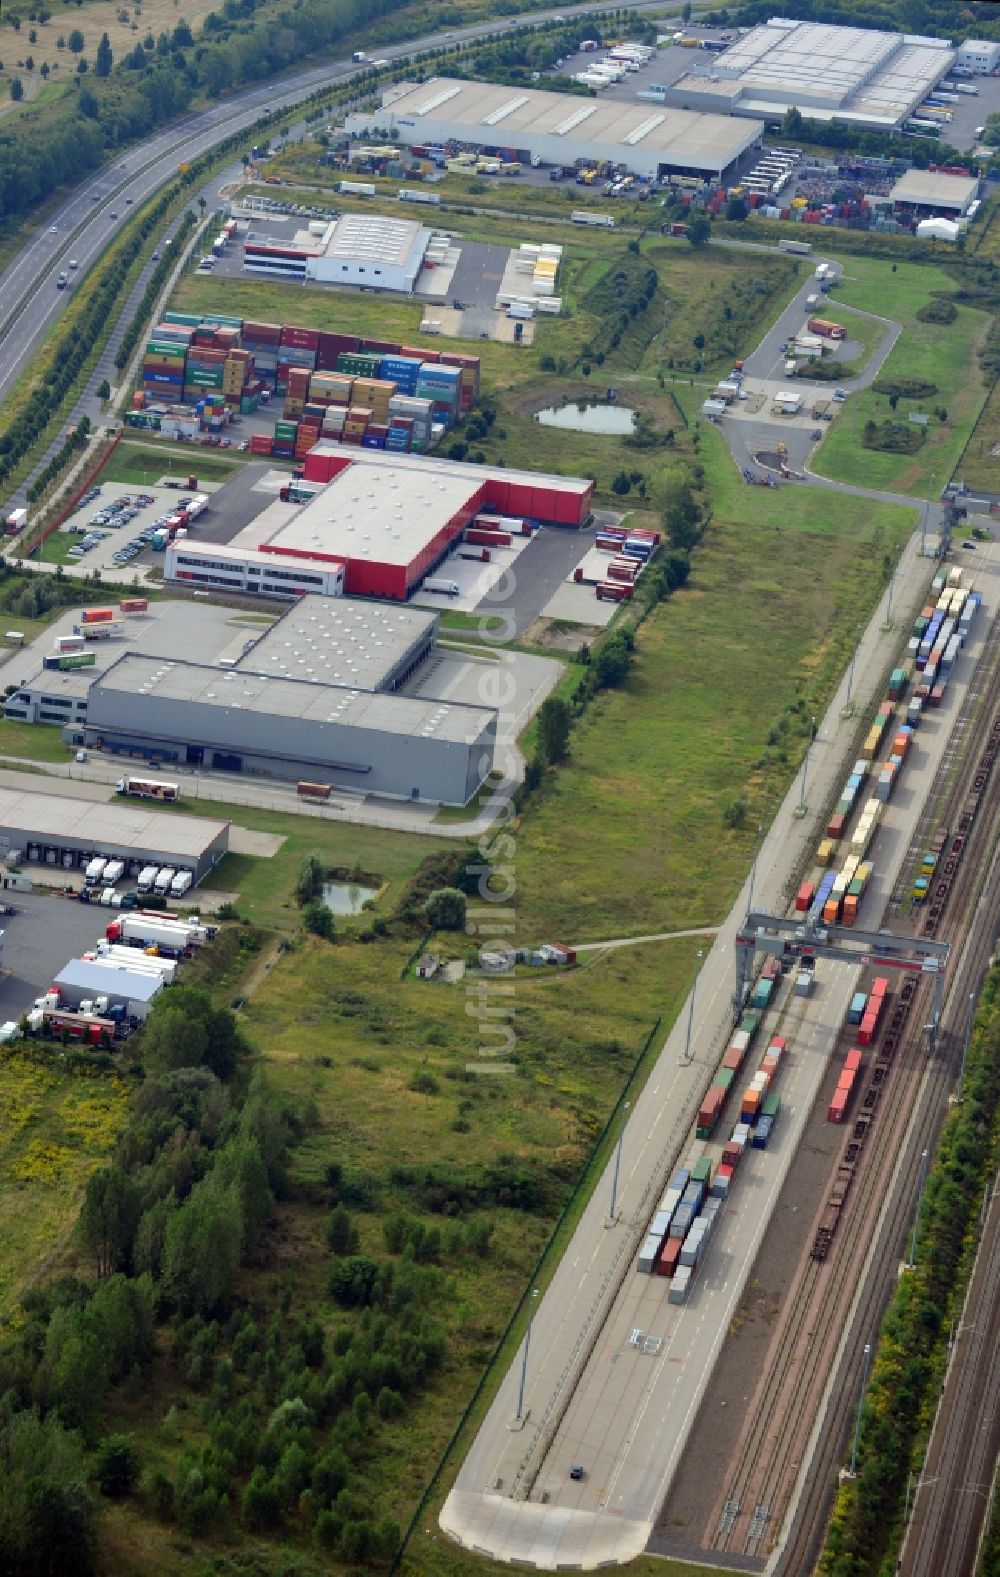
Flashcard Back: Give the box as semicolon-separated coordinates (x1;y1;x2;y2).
807;317;845;340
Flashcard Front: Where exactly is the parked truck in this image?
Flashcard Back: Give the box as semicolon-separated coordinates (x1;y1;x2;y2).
74;620;125;640
807;317;846;339
422;577;460;596
778;238;812;254
85;857;107;886
5;507;27;534
153;867;176;896
571;210;615;227
107;915;205;951
170;871;194;898
116;777;180;802
136;865;159;893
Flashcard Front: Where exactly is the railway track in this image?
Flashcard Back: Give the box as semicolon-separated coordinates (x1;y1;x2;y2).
903;1167;1000;1577
701;625;1000;1568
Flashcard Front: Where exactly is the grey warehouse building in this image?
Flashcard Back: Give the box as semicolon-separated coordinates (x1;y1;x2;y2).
664;19;954;130
348;77;763;181
81;596;496;805
0;787;230;882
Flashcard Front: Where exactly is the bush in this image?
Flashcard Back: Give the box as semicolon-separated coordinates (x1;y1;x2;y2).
916;298;957;324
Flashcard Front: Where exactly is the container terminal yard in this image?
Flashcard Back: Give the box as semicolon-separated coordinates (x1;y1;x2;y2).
441;539;1000;1571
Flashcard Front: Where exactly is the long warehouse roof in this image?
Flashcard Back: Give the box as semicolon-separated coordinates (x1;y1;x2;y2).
0;786;229;857
94;654;494;744
374;76;760;165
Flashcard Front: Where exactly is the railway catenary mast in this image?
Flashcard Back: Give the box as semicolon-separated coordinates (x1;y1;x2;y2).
733;912;951;1046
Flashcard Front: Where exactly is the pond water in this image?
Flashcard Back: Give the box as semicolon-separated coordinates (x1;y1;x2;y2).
535;402;637;435
322;879;379;915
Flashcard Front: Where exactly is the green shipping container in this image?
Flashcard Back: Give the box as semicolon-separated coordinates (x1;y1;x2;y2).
55;651;97;671
761;1093;781;1120
847;877;864;898
240;395;259;414
200;314;244;329
713;1068;734;1092
691;1156;712;1184
164;312;202;327
739;1010;761;1041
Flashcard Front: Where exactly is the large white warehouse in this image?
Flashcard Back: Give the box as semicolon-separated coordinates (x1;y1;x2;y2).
244;212;432;292
347;77;763;181
663;18;954;130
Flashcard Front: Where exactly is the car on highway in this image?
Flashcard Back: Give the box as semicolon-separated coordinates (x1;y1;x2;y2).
960;539;977;549
49;225;58;234
110;211;118;219
126;197;133;205
811;429;823;439
151;250;160;261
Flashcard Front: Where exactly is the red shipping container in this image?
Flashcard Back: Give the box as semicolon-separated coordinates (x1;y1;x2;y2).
837;1069;855;1093
827;813;846;840
796;880;815;911
722;1045;743;1072
280;325;319;350
842;896;858;927
698;1087;725;1128
844;1048;863;1073
871;977;889;997
828;1090;849;1123
656;1236;682;1277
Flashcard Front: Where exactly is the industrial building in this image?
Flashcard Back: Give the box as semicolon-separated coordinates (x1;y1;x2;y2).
52;958;162;1022
663;19;954;130
165;447;594;602
0;786;230;882
889;168;980;215
243;211;434;292
347;77;763;181
83;647;496;805
954;39;1000;75
57;594;499;804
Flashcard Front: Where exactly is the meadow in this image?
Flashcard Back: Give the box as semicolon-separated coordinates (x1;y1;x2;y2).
0;1050;130;1325
808;255;990;497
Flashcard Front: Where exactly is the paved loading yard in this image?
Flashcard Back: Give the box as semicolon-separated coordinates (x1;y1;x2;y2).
0;891;120;1021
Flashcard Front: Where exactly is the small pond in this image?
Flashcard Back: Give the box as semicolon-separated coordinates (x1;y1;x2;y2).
535;402;637;435
322;879;379;914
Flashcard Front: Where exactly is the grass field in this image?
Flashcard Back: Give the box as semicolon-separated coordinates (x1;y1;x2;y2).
97;441;248;486
191;800;456;932
510;502;914;944
0;1050;130;1325
809;256;990;496
953;376;1000;492
0;717;74;763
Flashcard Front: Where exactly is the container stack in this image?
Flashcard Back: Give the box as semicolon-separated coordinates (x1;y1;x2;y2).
283;368;311;420
272;420;298;460
142;321;191;402
388;394;433;452
415;360;462;429
342;407;370;446
278;325;319;396
378;353;423;394
439;351;481;416
241;320;282;389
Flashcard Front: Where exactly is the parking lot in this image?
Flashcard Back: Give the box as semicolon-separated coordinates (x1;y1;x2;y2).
0;890;120;1021
51;480;223;581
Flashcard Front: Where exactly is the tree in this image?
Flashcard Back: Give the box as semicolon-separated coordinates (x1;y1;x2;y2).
595;638;631;689
96;379;110;400
660;470;702;551
781;104;804;138
295;852;324;905
681;1;692;20
142;1006;209;1072
213;1135;273;1254
537;695;571;765
77;1165;140;1278
0;1410;96;1576
687;214;710;247
324;1206;358;1255
302;900;334;939
95;1435;140;1498
67;28;84;52
9;77;22;101
162;1175;243;1316
422;887;466;930
94;31;112;76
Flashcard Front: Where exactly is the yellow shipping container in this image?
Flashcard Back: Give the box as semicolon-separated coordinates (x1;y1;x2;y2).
816;838;835;867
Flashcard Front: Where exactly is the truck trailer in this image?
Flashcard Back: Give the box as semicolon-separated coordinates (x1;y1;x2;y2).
116;777;180;802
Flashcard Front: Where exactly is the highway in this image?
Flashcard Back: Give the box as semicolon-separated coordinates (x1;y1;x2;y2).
442;540;1000;1567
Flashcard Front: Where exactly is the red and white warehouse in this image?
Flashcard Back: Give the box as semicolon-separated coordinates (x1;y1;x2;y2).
166;446;594;602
